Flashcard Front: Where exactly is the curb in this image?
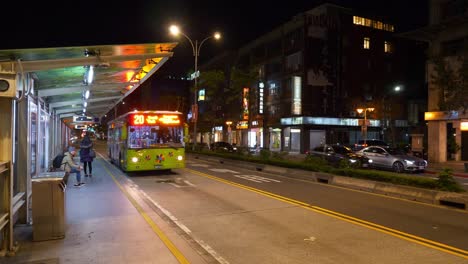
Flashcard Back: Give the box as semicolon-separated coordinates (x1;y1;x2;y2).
425;169;468;178
189;154;468;211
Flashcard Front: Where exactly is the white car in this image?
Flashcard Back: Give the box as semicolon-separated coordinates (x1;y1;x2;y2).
355;146;427;173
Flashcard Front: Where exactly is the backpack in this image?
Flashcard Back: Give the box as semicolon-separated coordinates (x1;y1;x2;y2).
52;153;65;168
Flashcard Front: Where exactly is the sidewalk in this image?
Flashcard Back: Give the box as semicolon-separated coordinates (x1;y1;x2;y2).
7;155;209;264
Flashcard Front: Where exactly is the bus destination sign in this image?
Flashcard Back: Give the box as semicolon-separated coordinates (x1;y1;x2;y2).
130;114;180;126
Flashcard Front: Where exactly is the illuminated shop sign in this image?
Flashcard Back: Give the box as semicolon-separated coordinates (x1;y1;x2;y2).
259;82;264;114
129;114;181;126
461;122;468;131
243;87;249;120
424;111;459;121
236;121;248;129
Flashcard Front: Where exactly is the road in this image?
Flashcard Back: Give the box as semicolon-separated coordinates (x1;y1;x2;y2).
95;141;468;263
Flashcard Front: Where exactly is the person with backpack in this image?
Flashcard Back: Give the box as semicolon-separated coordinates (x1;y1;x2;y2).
61;146;84;187
79;134;95;177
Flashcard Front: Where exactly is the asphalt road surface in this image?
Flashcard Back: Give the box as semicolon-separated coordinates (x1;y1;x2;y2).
95;141;468;263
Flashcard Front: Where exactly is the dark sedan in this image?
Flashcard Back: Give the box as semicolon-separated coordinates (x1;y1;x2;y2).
210;141;237;152
307;144;370;168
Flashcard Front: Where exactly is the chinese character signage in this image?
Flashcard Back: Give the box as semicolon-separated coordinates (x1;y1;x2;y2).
243;87;249;120
129;114;180;126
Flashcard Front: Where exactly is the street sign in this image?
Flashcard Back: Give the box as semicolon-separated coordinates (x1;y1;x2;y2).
73;115;93;122
189;70;200;80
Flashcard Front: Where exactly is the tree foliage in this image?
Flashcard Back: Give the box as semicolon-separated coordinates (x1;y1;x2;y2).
196;67;257;124
430;48;468;113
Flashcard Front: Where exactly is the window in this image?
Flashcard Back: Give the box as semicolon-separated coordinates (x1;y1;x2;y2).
353;16;394;32
286;51;302;71
384;41;392;53
363;37;370;49
128;125;183;148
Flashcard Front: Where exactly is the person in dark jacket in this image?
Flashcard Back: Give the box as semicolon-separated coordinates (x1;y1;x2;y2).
79;134;94;177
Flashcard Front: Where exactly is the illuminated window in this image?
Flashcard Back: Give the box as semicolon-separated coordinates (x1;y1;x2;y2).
384;41;392;53
363;37;370;49
352;15;394;32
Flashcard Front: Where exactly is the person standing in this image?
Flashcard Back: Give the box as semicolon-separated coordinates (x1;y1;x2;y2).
61;146;84;187
80;134;94;177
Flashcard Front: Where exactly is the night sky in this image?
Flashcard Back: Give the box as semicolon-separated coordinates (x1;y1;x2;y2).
3;0;428;75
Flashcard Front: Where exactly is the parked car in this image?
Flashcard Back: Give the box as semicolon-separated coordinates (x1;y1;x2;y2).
353;139;390;151
307;144;370;168
210;141;237;152
355;146;427;173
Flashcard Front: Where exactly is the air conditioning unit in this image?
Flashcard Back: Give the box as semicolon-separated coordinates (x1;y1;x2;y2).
0;73;17;98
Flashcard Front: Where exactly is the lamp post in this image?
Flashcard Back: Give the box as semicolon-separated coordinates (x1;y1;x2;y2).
169;25;221;150
356;107;375;146
382;85;403;143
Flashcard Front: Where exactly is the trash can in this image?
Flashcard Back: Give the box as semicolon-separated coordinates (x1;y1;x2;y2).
31;171;67;241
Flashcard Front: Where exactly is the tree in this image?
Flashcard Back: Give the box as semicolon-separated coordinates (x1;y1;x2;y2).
430;47;468;113
195;67;258;143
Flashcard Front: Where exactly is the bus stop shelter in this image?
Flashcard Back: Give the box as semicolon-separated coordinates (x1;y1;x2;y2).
0;42;177;256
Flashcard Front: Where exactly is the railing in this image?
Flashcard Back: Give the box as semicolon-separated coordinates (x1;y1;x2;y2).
0;161;18;257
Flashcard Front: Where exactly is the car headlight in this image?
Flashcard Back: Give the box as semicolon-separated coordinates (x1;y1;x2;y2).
349;159;357;163
405;160;414;165
177;155;183;161
368;159;373;163
131;157;138;163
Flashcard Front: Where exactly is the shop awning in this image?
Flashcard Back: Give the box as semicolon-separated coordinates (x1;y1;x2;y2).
0;42;177;124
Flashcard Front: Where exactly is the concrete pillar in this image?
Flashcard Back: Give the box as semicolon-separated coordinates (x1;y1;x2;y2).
454;120;462;161
427;120;447;163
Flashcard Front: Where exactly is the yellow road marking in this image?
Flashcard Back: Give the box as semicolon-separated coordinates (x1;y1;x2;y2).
185;168;468;259
101;159;190;264
191;158;468;213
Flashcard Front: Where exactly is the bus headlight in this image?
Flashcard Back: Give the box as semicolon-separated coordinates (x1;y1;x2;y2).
131;157;138;163
177;155;183;161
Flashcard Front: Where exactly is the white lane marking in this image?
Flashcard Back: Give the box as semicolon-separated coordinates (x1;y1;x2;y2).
233;175;263;183
250;175;281;182
184;180;196;186
234;174;281;183
209;168;240;174
188;163;210;167
126;176;230;264
304;236;316;242
169;183;181;188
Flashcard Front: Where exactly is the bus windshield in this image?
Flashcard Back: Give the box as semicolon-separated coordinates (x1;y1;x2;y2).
128;125;183;149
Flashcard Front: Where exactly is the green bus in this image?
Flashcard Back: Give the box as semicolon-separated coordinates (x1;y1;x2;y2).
107;110;186;171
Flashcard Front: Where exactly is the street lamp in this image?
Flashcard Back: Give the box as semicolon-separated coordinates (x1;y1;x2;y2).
356;107;375;146
169;25;221;150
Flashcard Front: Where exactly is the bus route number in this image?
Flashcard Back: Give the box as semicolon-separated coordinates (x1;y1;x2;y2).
133;115;145;125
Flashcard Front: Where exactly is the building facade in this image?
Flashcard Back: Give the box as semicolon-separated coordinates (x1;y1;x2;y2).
402;0;468;162
200;3;427;153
